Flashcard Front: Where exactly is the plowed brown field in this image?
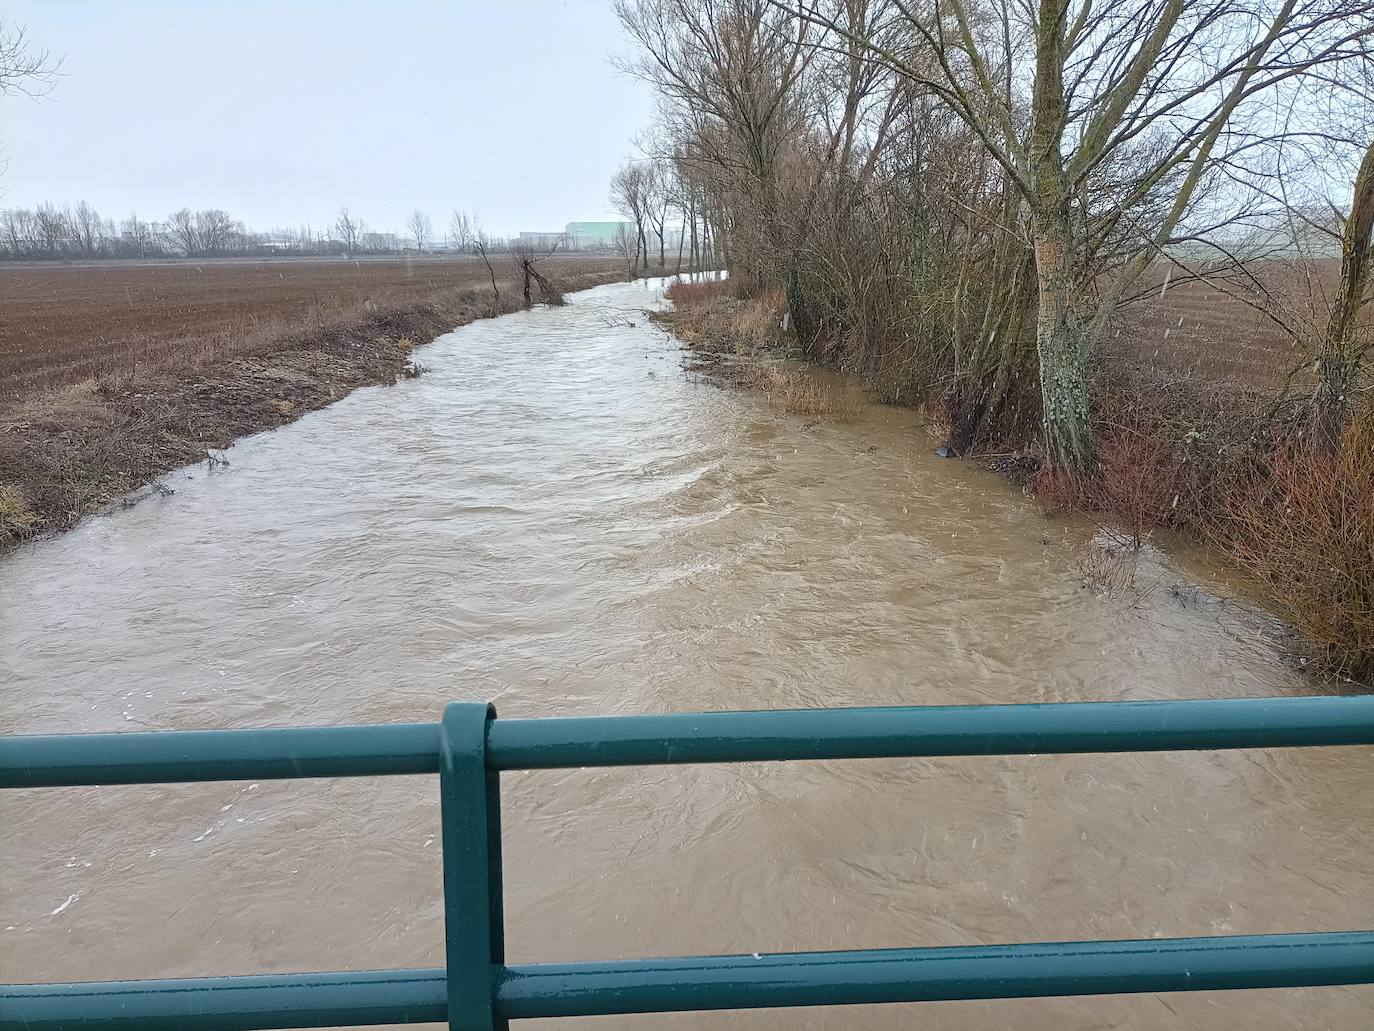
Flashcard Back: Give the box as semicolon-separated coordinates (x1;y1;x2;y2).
1112;259;1365;389
0;256;619;400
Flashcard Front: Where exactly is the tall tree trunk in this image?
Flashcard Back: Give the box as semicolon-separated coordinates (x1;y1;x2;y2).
1314;135;1374;449
1029;0;1094;471
1034;224;1094;471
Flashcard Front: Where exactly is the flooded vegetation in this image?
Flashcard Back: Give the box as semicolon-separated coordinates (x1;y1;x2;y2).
3;278;1372;1028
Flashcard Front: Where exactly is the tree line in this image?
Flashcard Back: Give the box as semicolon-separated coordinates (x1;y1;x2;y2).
613;0;1374;470
0;202;560;261
609;159;725;276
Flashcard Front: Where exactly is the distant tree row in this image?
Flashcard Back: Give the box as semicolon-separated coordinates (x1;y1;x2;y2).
0;202;524;261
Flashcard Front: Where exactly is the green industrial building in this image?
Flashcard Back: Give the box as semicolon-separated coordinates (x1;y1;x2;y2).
563;221;634;250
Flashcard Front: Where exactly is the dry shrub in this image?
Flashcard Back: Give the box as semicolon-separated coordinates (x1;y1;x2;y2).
735;288;786;352
740;361;862;420
922;398;955;444
0;484;39;544
1209;414;1374;680
665;278;733;305
1076;541;1138;594
1093;428;1187;544
1025;362;1373;680
1032;370;1266;542
654;288;785;359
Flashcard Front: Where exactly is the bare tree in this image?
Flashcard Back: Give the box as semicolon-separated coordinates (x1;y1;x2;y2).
334;205;362;256
511;237;564;307
616;0;814;290
0;207;43;256
643;162;671;268
448;209;476;252
613;223;639;278
0;19;60;98
166;207;238;255
120;212;150;257
72;200;101;256
34;202;68;253
198;209;237;252
167;208;198;254
474;231;501;302
0;208;28;255
406;209;432;253
610;161;652;270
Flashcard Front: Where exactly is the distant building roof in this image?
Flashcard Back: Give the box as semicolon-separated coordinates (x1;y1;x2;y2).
564;221;634;247
566;221;633;233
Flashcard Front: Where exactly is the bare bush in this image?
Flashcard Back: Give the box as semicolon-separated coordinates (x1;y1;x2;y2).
1208;412;1374;680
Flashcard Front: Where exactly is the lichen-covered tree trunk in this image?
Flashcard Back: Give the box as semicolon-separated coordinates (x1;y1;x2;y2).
1033;216;1094;470
1029;0;1095;472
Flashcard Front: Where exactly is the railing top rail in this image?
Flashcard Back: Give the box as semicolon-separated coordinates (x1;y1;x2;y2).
4;695;1373;788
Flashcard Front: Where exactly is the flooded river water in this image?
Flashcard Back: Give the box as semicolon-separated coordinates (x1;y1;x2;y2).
2;278;1371;1028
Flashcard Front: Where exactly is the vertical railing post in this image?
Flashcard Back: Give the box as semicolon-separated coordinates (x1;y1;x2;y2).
439;702;506;1031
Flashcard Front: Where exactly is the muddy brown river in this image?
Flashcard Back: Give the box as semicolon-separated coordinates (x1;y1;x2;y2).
2;278;1371;1028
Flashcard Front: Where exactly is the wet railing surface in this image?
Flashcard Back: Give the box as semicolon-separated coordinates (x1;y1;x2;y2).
4;695;1374;1030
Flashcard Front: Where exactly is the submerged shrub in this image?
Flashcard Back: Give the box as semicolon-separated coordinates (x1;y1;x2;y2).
739;361;861;420
1210;413;1374;681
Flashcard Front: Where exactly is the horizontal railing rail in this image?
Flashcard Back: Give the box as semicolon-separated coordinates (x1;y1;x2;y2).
3;695;1373;1030
7;695;1374;787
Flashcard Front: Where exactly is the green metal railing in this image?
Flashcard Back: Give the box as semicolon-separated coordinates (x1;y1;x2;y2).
3;695;1374;1029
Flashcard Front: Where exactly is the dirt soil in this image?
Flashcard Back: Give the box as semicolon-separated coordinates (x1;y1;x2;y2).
1109;259;1370;389
0;257;623;548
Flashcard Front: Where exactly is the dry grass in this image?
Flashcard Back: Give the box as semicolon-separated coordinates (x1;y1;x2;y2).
661;281;783;354
739;361;862;420
0;483;39;545
664;278;733;305
661;284;862;419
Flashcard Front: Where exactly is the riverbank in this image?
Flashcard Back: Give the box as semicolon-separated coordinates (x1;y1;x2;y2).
0;261;624;548
656;280;1374;684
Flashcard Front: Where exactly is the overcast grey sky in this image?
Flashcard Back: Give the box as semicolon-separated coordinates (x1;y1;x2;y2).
1;0;654;237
